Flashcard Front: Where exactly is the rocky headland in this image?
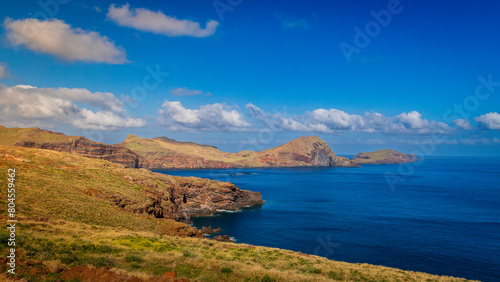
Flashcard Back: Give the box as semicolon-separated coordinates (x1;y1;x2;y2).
0;126;359;169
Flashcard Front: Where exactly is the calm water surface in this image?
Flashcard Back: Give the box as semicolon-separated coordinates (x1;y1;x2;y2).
154;156;500;281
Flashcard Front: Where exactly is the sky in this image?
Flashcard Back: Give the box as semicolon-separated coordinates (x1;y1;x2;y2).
0;0;500;156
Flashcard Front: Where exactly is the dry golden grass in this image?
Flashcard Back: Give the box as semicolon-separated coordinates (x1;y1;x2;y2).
0;145;476;281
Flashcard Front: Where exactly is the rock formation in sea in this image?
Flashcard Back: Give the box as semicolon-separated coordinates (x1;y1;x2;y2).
352;149;418;164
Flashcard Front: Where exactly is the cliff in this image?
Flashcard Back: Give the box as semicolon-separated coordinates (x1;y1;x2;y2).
121;134;360;169
0;144;263;224
0;126;139;168
0;144;473;282
0;126;358;169
121;134;244;169
352;149;418;164
242;135;358;167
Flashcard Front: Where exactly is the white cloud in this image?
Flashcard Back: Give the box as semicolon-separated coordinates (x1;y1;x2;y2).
107;4;219;38
396;111;429;129
452;118;473;130
247;104;453;135
158;101;250;131
458;138;500;145
4;18;127;64
170;87;211;97
0;63;7;78
0;84;145;130
475;112;500;130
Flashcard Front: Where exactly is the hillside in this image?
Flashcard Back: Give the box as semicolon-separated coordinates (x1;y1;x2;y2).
352;149;418;164
0;125;140;168
0;145;473;281
121;134;359;169
0;126;358;169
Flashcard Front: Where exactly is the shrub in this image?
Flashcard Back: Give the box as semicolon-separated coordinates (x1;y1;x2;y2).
125;254;144;263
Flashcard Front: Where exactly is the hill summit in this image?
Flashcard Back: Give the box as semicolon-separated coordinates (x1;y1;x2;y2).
120;134;359;169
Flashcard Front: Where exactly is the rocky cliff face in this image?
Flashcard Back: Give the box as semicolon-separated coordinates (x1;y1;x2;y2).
138;153;243;169
0;126;140;168
243;136;359;167
102;170;264;222
17;137;140;168
1;126;358;169
122;134;360;169
353;149;418;164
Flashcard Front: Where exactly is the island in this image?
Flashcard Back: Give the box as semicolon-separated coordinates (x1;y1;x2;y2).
352;149;418;164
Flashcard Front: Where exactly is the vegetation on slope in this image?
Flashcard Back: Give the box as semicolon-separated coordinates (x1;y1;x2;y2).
121;134;358;169
0;145;474;281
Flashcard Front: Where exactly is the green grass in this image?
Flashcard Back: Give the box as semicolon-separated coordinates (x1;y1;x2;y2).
0;145;477;282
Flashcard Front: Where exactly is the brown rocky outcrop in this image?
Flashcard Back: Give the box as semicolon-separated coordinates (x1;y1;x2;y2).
138;153;243;169
4;258;188;282
17;137;140;168
0;126;139;167
212;235;234;242
240;136;359;167
121;134;360;169
1;126;358;169
200;226;222;234
95;172;264;223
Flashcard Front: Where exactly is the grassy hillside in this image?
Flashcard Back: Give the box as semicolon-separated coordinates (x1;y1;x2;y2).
123;134;237;162
0;145;474;281
121;134;357;168
0;126;74;145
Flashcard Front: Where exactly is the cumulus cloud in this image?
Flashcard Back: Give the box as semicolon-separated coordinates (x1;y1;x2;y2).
0;63;8;78
396;111;429;129
475;112;500;130
0;84;145;130
107;4;219;38
246;104;453;135
170;87;211;97
452;118;473;130
158;101;250;131
4;18;127;64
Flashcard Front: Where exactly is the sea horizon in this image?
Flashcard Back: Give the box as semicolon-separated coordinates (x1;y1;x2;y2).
155;156;500;282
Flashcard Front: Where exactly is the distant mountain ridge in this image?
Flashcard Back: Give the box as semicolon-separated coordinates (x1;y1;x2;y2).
0;125;358;169
121;134;359;168
0;125;140;167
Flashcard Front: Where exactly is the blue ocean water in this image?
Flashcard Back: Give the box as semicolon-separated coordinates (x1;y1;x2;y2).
153;156;500;281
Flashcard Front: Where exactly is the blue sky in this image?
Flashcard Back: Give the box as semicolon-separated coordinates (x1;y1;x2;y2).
1;0;500;156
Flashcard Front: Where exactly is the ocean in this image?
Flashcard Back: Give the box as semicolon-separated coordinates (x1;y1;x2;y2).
153;156;500;282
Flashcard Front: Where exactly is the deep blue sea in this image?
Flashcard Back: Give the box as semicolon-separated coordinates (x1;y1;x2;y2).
153;156;500;282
